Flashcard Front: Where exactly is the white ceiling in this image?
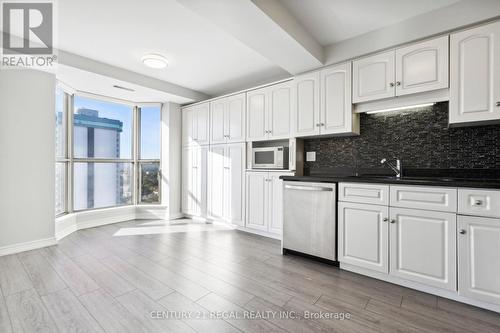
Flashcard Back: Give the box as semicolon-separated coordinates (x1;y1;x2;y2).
277;0;460;46
57;0;288;97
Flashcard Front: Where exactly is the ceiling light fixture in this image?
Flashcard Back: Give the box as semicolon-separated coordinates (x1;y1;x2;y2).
366;103;435;114
141;54;168;69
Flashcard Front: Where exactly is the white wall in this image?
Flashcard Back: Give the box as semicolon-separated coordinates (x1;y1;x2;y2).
0;70;56;249
161;102;182;218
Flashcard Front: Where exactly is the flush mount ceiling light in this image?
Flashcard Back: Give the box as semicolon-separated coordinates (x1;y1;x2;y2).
141;54;168;69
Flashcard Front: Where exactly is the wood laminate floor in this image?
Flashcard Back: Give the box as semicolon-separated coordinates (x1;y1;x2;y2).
1;219;499;333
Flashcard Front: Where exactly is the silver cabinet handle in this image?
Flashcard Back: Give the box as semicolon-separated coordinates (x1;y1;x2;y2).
474;200;483;206
383;218;389;222
496;101;500;107
284;185;333;192
459;229;467;235
320;123;325;126
390;219;396;224
389;82;395;87
316;123;320;127
396;81;401;86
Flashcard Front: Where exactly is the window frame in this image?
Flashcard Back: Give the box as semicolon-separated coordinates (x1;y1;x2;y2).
55;86;71;217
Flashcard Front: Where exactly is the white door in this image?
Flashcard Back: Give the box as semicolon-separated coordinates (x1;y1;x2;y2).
225;143;246;226
210;98;226;144
353;50;395;103
208;145;225;220
292;72;320;137
267;82;291;140
396;36;449;96
226;93;246;143
182;106;196;147
389;208;457;291
320;63;357;135
450;21;500;125
246;88;268;141
268;172;293;235
246;172;268;231
195;103;210;145
458;215;500;305
338;202;389;273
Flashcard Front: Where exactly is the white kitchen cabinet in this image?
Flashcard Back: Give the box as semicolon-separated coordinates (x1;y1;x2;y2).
389;208;457;291
292;63;358;137
182;102;210;146
246;171;293;235
390;185;457;212
181;146;208;217
210;93;246;144
395;36;449;96
247;81;292;141
450;21;500;125
338;202;389;273
353;50;396;103
208;143;245;226
458;215;500;306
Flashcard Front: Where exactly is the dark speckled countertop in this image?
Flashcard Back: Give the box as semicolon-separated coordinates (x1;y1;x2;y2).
280;168;500;189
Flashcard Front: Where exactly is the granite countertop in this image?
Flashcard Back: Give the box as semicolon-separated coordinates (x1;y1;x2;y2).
280;169;500;189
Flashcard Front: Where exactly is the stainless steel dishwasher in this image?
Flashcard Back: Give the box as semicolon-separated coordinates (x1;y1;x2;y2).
282;181;337;261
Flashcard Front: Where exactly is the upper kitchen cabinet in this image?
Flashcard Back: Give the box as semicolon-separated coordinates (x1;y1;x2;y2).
182;102;210;146
396;36;449;96
353;50;395;103
292;63;359;138
210;93;246;144
353;36;449;103
450;21;500;125
247;81;292;141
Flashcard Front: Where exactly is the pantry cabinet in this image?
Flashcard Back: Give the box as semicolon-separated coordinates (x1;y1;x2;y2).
182;102;210;146
293;62;359;137
450;21;500;125
208;143;245;226
246;81;292;141
181;146;208;217
209;93;246;144
246;171;293;235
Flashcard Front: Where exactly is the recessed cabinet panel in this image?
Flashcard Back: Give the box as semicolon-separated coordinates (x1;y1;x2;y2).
246;90;267;141
227;94;246;143
353;50;395;103
390;185;457;212
390;208;457;291
338;202;389;273
268;83;292;139
246;172;268;231
210;99;226;144
396;36;449;96
339;183;389;205
459;188;500;218
292;72;320;137
196;103;210;146
458;215;500;306
450;21;500;124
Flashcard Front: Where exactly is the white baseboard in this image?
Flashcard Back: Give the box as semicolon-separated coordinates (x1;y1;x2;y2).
0;237;57;257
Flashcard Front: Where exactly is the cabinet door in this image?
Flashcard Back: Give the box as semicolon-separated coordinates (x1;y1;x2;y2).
390;208;456;291
396;36;449;96
292;72;320;137
353;50;395;103
246;172;268;231
226;93;246;143
182;106;196;147
208;145;225;220
195;146;208;216
181;147;193;214
450;21;500;125
458;215;500;305
195;103;210;145
246;89;268;141
225;143;246;226
268;82;292;140
338;202;389;273
268;172;293;235
320;63;357;135
210;99;226;144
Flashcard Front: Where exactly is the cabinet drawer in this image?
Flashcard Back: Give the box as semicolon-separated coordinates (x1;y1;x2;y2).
459;189;500;218
390;185;457;212
339;183;389;205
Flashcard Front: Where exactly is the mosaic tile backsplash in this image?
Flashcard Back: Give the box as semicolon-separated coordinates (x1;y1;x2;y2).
303;102;500;174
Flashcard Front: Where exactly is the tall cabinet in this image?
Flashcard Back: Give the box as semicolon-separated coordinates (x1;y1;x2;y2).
181;146;208;217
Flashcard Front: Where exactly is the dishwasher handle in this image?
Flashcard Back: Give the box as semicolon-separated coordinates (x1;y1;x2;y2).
284;184;333;192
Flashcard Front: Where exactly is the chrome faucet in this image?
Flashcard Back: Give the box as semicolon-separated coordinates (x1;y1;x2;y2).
381;158;402;178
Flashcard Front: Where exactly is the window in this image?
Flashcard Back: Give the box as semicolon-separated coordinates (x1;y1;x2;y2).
55;91;162;215
138;106;161;204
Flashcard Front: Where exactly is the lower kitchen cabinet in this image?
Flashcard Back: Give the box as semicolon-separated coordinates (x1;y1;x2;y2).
246;171;293;235
458;215;500;306
181;146;208;217
208;143;245;226
390;208;457;291
338;202;389;273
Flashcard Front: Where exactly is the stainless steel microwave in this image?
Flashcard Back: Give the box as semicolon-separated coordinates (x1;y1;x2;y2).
252;146;287;169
